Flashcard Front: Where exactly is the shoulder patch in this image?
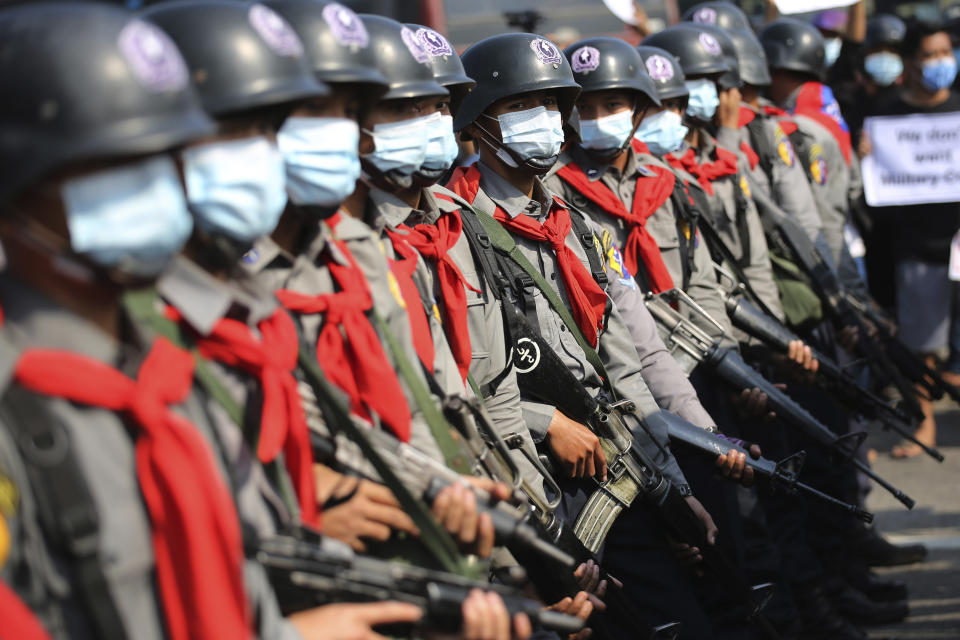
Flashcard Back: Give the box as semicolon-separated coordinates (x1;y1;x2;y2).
0;468;19;569
809;143;828;185
774;126;795;167
386;270;406;309
601;230;635;288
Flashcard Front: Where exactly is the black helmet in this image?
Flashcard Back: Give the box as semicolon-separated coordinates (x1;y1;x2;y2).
360;15;448;101
564;37;661;106
759;18;825;79
264;0;388;98
0;2;214;204
635;46;689;102
454;32;580;131
726;28;771;86
864;14;906;50
683;1;751;31
144;0;327;118
643;25;732;82
686;23;741;89
405;24;475;113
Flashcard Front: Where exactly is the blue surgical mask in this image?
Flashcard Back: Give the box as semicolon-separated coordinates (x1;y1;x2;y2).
634;110;689;156
493;106;564;166
61;155;193;278
183;136;288;244
824;37;842;67
363;113;434;175
422;114;459;171
277;116;360;208
579;109;636;152
921;56;958;91
863;52;903;87
684;79;719;121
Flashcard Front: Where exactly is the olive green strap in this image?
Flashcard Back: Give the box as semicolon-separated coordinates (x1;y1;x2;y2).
370;310;473;475
121;287;299;513
471;209;615;397
295;345;474;577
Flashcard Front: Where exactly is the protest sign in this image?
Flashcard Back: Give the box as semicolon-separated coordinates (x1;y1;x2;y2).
861;111;960;207
773;0;858;14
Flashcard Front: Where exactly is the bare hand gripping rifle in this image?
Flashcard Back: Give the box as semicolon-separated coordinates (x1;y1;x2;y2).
652;410;873;523
644;288;916;509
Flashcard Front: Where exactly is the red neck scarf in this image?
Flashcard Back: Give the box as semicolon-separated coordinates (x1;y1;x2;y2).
275;240;412;442
664;147;738;196
761;105;799;135
447;165;607;346
164;306;318;528
555;159;676;293
382;230;436;372
396;207;481;382
0;580;52;640
792;81;852;165
14;338;250;640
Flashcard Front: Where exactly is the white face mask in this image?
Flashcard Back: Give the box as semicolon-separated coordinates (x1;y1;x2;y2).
277;116;361;208
182;136;288;244
61;155;193;278
362;112;437;176
422;114;459;171
491;106;565;169
578;109;636;153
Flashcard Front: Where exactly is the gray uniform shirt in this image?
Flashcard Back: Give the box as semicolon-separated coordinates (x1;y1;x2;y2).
677;134;786;322
544;146;734;345
238;219;444;463
0;274;298;640
781;91;868;295
470;162;693;487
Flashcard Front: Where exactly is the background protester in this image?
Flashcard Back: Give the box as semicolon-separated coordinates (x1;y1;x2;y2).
860;19;960;458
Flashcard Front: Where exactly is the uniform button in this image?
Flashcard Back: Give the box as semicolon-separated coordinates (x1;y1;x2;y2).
560;324;566;332
551;272;556;280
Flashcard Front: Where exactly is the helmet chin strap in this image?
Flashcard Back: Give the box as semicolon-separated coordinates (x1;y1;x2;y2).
360;158;417;191
474;121;557;176
411;166;449;189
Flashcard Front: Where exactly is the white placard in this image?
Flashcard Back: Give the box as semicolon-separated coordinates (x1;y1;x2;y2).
602;0;637;25
861;111;960;207
773;0;858;14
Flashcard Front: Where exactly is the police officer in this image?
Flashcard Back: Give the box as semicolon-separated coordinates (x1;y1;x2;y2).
446;30;767;638
0;3;361;639
643;26;786;332
759;19;866;296
141;0;329;532
544;37;742;349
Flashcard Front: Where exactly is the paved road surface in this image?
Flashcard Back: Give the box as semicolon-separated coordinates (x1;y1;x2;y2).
866;401;960;639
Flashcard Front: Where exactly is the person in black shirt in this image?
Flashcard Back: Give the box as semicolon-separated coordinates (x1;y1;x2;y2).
860;19;960;458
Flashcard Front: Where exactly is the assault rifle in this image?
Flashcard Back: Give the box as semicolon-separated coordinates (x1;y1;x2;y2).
314;424;577;571
655;410;874;523
747;184;926;421
718;277;943;462
502;302;778;632
845;294;960;408
644;288;916;509
259;534;586;636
